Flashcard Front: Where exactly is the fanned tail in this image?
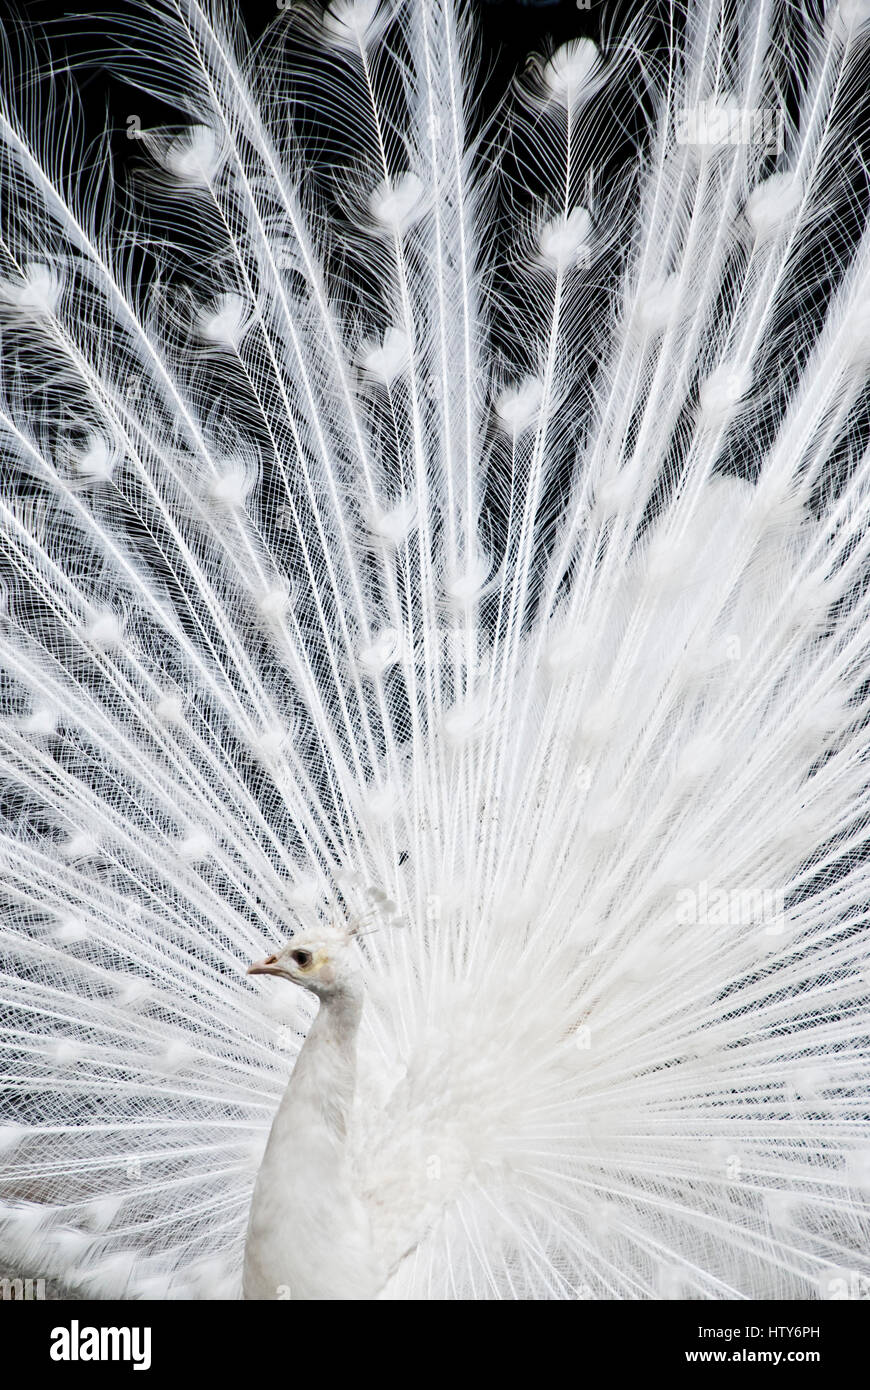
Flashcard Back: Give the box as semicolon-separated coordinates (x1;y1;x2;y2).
0;0;869;1299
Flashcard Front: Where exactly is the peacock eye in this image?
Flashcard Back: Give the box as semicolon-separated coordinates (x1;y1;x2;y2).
290;949;312;968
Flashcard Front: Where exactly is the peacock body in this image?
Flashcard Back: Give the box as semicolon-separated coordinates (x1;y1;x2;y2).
0;0;869;1299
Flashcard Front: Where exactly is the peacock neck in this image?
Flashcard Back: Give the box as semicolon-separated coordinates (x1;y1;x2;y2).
243;981;376;1299
276;985;363;1143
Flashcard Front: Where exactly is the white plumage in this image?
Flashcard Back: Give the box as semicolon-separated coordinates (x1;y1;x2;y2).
243;930;383;1300
0;0;869;1300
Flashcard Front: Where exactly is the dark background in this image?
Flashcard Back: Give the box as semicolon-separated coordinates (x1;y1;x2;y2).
0;0;643;137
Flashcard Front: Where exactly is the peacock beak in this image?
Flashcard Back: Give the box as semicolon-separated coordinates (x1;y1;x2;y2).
247;954;286;979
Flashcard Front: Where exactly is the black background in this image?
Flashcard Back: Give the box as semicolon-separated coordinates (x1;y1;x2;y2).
0;0;631;142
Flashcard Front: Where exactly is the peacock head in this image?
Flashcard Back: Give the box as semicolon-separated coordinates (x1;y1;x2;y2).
246;923;362;1000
